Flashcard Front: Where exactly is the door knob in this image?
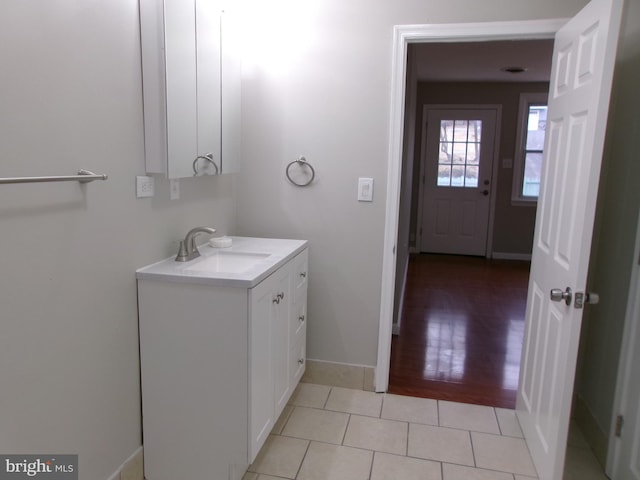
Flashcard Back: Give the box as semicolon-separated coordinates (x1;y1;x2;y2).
550;287;572;306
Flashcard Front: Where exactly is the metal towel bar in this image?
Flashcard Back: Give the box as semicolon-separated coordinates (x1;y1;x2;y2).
0;169;108;185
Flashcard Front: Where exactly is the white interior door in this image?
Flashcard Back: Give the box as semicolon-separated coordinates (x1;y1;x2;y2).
420;109;496;256
516;1;624;479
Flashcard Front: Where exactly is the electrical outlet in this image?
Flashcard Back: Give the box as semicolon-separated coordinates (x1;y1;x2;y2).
136;176;155;198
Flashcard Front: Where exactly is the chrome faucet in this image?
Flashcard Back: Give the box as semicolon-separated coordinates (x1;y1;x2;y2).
175;226;216;262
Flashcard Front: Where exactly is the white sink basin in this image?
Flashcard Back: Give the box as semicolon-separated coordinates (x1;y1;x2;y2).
182;251;271;274
136;236;308;287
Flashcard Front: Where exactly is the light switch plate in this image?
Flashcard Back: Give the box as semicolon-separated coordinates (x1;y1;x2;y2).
358;177;374;202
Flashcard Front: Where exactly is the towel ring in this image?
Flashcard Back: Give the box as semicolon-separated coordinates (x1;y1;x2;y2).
286;156;315;187
193;153;219;176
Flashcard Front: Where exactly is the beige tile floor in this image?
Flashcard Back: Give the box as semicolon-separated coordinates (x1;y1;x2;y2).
244;383;607;480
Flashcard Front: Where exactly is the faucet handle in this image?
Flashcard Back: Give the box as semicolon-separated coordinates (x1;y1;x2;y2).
189;236;197;253
175;240;189;262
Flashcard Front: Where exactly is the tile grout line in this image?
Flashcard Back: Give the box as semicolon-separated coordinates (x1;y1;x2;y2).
469;430;477;468
278;405;294;435
368;451;376;480
405;421;409;457
493;406;503;436
322;386;332;409
340;413;352;446
293;439;312;480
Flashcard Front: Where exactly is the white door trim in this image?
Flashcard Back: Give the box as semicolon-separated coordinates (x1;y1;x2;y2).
416;104;502;257
376;18;567;392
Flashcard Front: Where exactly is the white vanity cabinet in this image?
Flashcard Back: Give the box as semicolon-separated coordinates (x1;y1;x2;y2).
137;241;307;480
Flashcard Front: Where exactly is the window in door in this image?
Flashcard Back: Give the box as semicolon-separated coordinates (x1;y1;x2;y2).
437;119;482;188
512;92;548;204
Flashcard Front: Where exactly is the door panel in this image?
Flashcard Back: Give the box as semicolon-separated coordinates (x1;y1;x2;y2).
516;0;624;479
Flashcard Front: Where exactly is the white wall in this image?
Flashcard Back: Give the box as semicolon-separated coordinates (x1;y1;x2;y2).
0;1;235;479
237;0;589;366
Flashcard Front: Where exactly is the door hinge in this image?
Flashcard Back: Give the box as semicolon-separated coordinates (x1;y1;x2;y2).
615;414;624;437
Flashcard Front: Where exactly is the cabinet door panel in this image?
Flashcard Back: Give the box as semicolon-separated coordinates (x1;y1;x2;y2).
291;336;306;386
164;0;198;179
195;0;221;166
249;277;275;462
292;250;308;302
290;299;306;345
273;266;292;418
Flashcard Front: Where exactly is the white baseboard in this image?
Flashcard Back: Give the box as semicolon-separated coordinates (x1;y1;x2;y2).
303;359;376;391
492;252;532;261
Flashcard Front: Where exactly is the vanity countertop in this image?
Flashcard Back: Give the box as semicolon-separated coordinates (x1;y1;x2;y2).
136;236;308;288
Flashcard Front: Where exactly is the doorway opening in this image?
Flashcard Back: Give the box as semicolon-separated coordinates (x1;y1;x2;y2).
378;9;623;479
385;37;554;408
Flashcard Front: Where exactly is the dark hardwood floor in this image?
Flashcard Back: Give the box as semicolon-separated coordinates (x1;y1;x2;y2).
388;253;530;409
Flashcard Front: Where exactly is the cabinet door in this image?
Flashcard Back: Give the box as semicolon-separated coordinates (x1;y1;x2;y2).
163;0;199;179
249;275;276;461
194;0;222;171
273;266;292;419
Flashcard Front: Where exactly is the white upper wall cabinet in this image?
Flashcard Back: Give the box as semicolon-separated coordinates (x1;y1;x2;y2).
140;0;241;179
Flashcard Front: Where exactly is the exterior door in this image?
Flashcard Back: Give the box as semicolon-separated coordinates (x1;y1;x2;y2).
516;0;624;479
420;109;496;256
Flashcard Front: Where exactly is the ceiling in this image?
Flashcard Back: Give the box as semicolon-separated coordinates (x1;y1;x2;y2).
411;39;554;83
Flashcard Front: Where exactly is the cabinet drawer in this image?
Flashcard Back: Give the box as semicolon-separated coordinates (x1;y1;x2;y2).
290;337;306;386
290;300;307;344
292;250;308;302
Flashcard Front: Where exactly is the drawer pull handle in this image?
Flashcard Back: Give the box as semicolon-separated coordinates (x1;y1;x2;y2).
299;315;305;322
277;292;285;300
272;297;280;304
300;272;307;278
298;358;305;365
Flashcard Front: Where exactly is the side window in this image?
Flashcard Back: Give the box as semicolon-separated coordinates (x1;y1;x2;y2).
512;93;548;204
